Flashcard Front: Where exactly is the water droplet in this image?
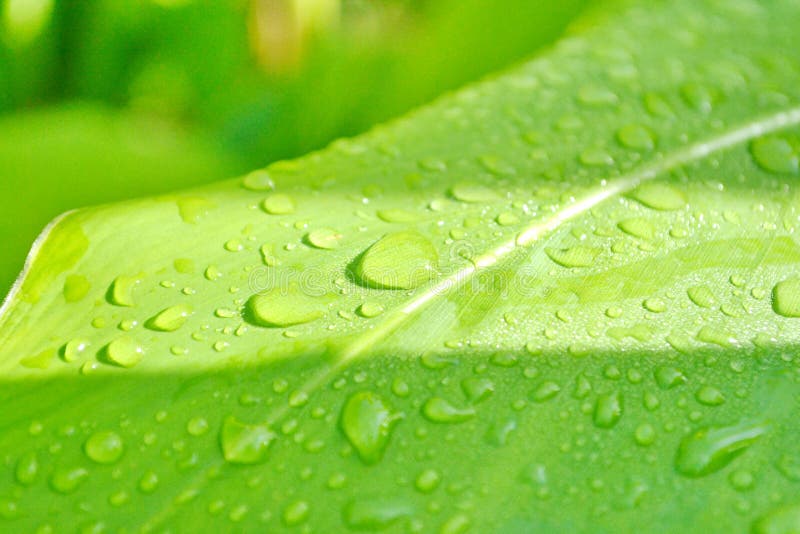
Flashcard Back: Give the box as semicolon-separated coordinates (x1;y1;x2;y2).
440;514;471;534
242;169;274;191
146;304;193;332
15;452;38;486
530;381;561;402
729;469;754;491
246;286;324;327
681;82;717;113
187;417;209;436
450;183;499;203
422;397;475;423
261;193;295;215
675;421;767;477
696;386;725;406
752;503;800;534
376;208;421;223
50;466;89;494
461;377;495;404
687;286;717;308
341;391;401;464
629;183;687;211
772;278;800;317
618;218;654;240
343;498;413;530
177;197;214;224
496;212;519;226
220;416;275;465
306;228;343;250
594;392;623;429
617;124;655;150
63;339;90;361
357;302;384;318
654;366;686;389
643;297;667;313
355;231;438;289
415;469;441;493
750;136;798;174
282;500;309;526
634;423;656;446
579;147;614;166
108;274;142;307
105;337;144;368
544;246;600;268
84;431;124;464
478;155;515;175
139;470;159;493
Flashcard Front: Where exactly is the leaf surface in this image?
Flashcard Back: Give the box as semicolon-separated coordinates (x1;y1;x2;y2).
3;1;800;532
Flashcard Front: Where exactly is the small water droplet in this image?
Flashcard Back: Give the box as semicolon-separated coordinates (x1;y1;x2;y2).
617;124;655;150
750;136;798;174
50;466;89;494
343;498;413;530
450;183;499;203
593;392;623;429
108;275;142;307
306;228;343;250
242;169;275;191
618;218;654;240
282;500;310;526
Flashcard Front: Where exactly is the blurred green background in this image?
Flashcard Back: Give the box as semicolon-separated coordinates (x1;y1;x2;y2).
0;0;590;297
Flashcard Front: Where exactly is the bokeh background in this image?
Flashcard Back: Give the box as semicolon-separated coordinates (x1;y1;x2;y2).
0;0;590;297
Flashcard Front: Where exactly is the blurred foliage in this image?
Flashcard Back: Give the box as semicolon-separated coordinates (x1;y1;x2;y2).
0;0;589;295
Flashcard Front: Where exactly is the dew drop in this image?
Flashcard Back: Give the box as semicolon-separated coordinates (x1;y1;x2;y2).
376;209;421;223
341;391;401;464
261;193;295;215
450;183;499;203
772;278;800;317
687;286;717;308
306;228;343;250
245;286;324;327
242;169;275;191
415;469;441;493
629;183;687;211
593;392;623;429
654;366;686;389
579;147;614;166
617;124;655;150
357;302;384;318
461;377;495;404
108;275;142;307
220;416;275;465
50;466;89;494
749;136;798;175
422;397;475;423
696;386;725;406
15;451;39;486
343;498;413;531
354;231;438;290
545;246;600;268
530;381;561;402
675;421;767;477
618;218;654;240
84;430;125;464
282;500;309;526
105;337;144;368
146;304;193;332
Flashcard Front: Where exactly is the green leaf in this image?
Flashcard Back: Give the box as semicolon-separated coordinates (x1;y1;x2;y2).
2;0;800;531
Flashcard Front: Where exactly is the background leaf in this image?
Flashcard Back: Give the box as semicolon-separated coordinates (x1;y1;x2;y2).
2;0;800;532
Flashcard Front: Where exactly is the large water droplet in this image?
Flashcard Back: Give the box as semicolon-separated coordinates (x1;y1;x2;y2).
772;278;800;317
341;392;401;464
618;218;654;240
242;169;275;191
306;228;343;250
105;337;144;368
146;304;193;332
750;136;798;175
593;392;623;429
245;286;324;327
84;430;124;464
354;232;438;290
108;274;142;307
50;466;89;494
450;183;499;203
544;246;600;268
220;416;275;465
687;286;717;308
261;193;295;215
675;421;767;477
629;183;687;211
422;397;475;423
